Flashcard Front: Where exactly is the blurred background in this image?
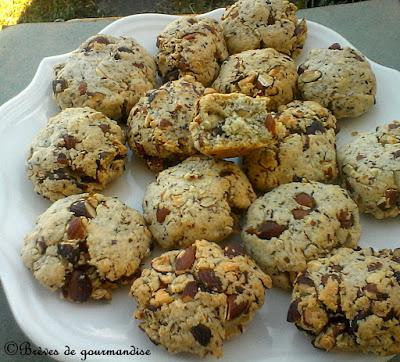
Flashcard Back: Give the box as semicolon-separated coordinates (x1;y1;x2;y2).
0;0;368;30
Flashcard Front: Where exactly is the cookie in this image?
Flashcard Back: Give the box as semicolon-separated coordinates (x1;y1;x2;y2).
221;0;307;57
288;247;400;355
21;193;152;302
243;100;338;192
127;76;205;172
190;92;287;158
53;34;157;121
130;239;272;357
242;182;361;289
156;16;228;86
298;44;376;119
143;156;256;249
338;121;400;219
212;48;297;110
27;107;127;201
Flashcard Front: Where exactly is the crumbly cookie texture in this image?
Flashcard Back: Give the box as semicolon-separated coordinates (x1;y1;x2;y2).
127;76;205;172
156;16;228;86
221;0;307;57
288;247;400;356
212;48;297;110
53;34;157;121
242;182;361;289
130;239;272;357
190;92;286;158
243;100;338;192
21;193;152;302
338;121;400;219
27;107;127;201
298;44;376;119
143;156;256;249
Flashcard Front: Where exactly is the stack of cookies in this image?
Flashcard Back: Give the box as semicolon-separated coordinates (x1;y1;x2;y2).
21;0;400;358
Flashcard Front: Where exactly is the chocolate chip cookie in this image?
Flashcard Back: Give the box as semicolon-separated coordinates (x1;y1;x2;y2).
338;121;400;219
243;100;338;192
298;44;376;119
53;34;157;121
156;16;228;86
212;48;297;110
242;182;361;289
288;247;400;355
127;76;205;172
27;107;127;201
130;239;271;357
190;92;286;158
21;193;152;302
143;156;256;249
221;0;307;57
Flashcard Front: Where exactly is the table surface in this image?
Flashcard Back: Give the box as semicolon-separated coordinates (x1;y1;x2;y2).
0;0;399;361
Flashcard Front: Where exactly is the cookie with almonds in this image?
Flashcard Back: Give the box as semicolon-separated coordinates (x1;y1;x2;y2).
130;239;271;357
143;155;256;249
221;0;307;57
21;193;152;302
338;120;400;219
243;100;338;192
155;16;228;86
27;107;127;201
298;44;376;119
190;92;287;158
53;34;157;121
288;247;400;355
242;182;361;289
212;48;297;110
127;76;205;172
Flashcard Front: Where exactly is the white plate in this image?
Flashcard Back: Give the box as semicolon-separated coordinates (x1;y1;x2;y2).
0;8;399;362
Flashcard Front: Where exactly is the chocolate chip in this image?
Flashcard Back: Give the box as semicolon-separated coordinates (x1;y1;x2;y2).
47;169;70;180
197;269;222;292
67;217;87;240
306;121;326;135
78;81;87;95
219;169;234;177
292;208;311;220
63;134;77;149
393;271;400;284
133;62;144;69
159;119;172;128
226;294;248;320
224;243;245;258
364;283;378;293
329;43;341;50
175;245;196;272
330;264;343;272
156;207;170;223
99;124;110;134
57;153;68;164
337;210;354;229
296;272;314;287
367;262;383;272
385;189;399;207
52;79;67;93
70;200;96;218
89;36;110;46
37;239;47;254
190;324;211;347
287;299;301;323
252;221;286;240
64;270;92;302
267;13;275;25
212;124;224;136
294;193;316;208
393;150;400;159
117;46;133;53
181;281;198;301
57;243;80;264
265;114;276;134
356;154;366;160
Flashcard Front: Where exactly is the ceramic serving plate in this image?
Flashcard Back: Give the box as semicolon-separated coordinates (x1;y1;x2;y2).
0;8;399;362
